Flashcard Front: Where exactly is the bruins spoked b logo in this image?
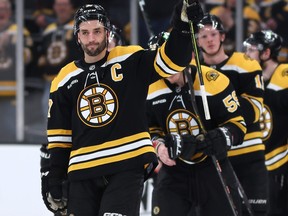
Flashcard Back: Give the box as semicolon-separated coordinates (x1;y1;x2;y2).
77;83;118;127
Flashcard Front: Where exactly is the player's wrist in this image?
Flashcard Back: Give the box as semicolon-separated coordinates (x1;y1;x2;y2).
152;138;165;155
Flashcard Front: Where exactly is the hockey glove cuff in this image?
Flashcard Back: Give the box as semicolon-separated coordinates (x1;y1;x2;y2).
164;134;183;160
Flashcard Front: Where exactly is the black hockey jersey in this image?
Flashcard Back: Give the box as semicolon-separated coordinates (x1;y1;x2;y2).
47;30;193;181
146;65;246;163
200;52;265;164
38;19;82;81
0;23;33;96
261;64;288;175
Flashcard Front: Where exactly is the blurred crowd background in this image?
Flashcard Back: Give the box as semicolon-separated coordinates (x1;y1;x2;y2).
1;0;288;144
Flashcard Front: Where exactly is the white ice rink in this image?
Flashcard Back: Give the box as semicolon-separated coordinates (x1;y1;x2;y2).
0;144;152;216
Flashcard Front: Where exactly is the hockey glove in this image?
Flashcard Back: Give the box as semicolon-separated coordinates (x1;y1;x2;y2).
41;168;68;214
172;0;204;33
179;134;199;161
164;134;183;160
197;127;232;160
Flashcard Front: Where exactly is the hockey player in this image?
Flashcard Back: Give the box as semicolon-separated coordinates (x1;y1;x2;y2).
147;49;247;215
243;30;288;216
196;13;267;215
41;1;204;215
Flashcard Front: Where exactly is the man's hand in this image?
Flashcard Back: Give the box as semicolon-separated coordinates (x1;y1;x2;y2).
153;137;177;166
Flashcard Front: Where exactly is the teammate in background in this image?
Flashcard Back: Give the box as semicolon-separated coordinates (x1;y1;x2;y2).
209;0;262;55
0;0;33;142
37;0;82;120
107;24;125;51
196;13;267;215
243;30;288;216
146;32;246;215
41;1;204;215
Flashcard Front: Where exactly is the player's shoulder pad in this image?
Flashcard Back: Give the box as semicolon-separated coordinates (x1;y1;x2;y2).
195;65;230;95
107;45;143;64
7;24;30;36
50;61;80;92
43;23;58;35
269;64;288;90
147;79;171;100
227;52;262;73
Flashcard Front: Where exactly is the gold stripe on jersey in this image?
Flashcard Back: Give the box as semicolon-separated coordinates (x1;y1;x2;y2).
223;52;262;72
220;116;247;134
47;129;72;136
229;131;264;155
155;42;185;77
228;142;265;156
50;62;83;93
68;132;155;172
149;126;165;137
48;143;72;149
47;129;72;149
70;132;151;157
267;64;288;90
68;146;155;173
241;93;263;123
265;144;288;171
0;81;16;96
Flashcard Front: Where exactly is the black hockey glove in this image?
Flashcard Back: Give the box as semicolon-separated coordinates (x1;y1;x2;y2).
164;134;183;160
172;0;204;33
179;134;199;161
197;127;232;160
41;165;68;214
40;145;68;215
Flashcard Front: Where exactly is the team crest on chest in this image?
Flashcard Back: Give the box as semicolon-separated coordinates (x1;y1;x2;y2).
166;109;200;135
77;83;119;127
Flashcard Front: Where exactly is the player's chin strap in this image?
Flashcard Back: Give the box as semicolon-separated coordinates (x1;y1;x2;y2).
185;1;255;214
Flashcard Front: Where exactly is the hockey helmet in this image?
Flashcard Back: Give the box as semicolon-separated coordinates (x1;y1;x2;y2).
147;31;170;50
243;30;282;58
73;4;110;36
197;13;225;33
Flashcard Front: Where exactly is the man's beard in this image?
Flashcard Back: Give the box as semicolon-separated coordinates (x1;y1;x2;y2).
80;38;107;56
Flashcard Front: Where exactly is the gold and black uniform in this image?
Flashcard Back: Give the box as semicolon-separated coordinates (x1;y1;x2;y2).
147;65;246;215
38;19;82;82
201;52;268;214
261;64;288;215
47;30;193;182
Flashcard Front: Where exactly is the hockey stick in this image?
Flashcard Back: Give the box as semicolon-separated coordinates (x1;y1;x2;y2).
138;0;154;38
186;11;210;120
185;1;254;214
184;67;239;216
